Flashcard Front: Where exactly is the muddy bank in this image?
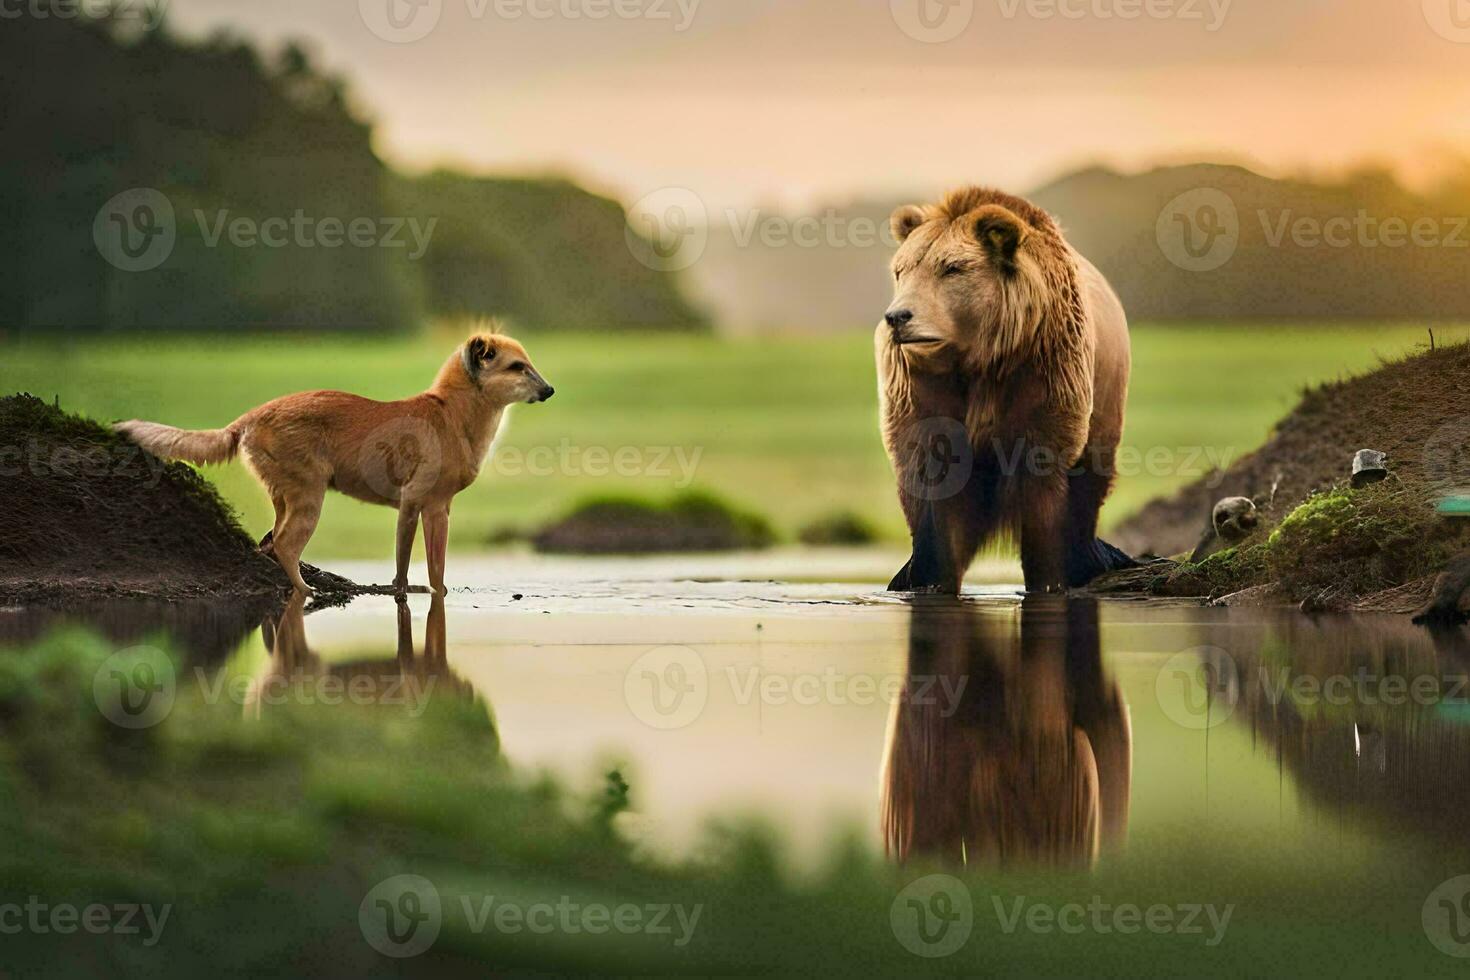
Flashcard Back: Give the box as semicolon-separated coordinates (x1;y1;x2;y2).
0;394;367;606
1101;341;1470;614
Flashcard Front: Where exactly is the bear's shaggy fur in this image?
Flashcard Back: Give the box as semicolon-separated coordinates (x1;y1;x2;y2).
877;186;1134;593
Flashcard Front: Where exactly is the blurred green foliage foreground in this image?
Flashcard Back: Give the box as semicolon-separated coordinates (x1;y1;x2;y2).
1;628;1464;977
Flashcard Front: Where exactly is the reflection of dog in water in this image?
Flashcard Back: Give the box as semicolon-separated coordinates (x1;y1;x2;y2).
881;597;1131;868
248;592;475;718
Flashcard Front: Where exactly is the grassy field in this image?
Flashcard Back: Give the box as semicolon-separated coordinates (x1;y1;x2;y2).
2;322;1460;559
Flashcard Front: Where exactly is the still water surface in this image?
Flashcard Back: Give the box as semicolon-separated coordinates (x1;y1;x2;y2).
10;551;1470;966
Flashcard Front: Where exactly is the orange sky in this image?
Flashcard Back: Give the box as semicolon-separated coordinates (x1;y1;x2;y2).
169;0;1470;208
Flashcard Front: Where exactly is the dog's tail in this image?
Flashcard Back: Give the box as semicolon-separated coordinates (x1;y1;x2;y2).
113;419;239;465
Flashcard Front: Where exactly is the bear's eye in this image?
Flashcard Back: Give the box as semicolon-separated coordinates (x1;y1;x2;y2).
940;263;968;279
509;362;526;372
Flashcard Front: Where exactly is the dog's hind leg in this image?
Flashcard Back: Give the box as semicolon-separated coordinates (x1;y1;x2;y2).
258;494;286;556
272;488;325;594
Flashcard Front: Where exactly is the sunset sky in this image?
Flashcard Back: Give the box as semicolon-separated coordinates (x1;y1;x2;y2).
167;0;1470;209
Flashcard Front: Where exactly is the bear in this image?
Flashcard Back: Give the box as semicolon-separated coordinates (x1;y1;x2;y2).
876;186;1134;594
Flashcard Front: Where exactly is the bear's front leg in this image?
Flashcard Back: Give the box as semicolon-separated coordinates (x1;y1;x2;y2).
1020;485;1068;594
889;497;959;593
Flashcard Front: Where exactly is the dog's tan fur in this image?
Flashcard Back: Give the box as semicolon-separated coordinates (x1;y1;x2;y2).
115;330;553;595
877;186;1131;593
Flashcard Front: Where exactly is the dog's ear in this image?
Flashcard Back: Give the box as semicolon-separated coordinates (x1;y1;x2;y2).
971;205;1029;274
462;336;495;380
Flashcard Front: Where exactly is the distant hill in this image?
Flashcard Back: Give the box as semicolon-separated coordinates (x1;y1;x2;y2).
688;164;1470;332
0;16;705;333
392;172;707;333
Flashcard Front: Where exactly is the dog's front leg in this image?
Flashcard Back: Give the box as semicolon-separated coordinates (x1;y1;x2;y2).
394;503;421;594
423;505;450;597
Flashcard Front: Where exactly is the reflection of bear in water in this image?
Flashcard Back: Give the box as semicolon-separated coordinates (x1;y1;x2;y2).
881;597;1130;868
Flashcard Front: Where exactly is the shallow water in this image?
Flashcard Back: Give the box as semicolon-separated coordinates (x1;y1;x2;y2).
9;550;1470;963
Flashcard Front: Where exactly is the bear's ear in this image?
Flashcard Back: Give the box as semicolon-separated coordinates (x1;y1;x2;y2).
972;205;1029;273
462;335;495;379
890;205;927;244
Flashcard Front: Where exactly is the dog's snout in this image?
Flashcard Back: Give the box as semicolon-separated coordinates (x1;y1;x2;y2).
539;386;555;402
885;309;914;329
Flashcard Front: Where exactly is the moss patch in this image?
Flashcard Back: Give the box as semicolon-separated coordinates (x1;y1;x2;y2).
531;491;776;554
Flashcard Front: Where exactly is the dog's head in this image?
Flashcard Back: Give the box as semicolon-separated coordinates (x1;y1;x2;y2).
461;332;554;405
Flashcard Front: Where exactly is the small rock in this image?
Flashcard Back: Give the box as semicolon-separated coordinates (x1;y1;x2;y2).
1351;449;1388;488
511;593;524;601
1188;496;1259;564
1212;496;1259;543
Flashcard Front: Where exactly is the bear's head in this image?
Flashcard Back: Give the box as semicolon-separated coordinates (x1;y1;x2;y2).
879;189;1060;375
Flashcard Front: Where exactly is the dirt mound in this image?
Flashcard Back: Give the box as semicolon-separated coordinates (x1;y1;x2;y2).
0;394;361;605
1114;339;1470;557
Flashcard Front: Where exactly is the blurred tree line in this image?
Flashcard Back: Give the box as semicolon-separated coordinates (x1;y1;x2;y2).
0;12;706;333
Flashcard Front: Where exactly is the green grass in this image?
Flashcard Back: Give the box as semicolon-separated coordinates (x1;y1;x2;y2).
1;322;1460;559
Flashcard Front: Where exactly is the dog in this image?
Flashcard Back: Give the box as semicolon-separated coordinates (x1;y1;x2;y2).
115;330;553;595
